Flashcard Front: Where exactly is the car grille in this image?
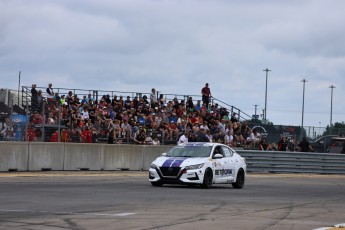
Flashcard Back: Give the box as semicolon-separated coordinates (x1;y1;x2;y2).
159;167;181;177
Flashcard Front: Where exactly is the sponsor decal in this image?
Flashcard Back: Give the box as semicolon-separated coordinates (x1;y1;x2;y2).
215;169;232;176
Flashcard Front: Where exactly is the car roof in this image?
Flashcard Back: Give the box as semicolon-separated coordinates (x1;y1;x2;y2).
313;135;338;142
179;142;224;147
331;137;345;141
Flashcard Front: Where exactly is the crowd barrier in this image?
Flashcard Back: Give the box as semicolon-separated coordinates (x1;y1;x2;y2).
1;142;345;174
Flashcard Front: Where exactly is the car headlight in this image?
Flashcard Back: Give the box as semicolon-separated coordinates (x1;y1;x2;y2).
150;163;158;169
184;163;205;170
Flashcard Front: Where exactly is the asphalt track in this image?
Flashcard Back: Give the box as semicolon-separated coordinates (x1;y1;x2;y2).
0;172;344;230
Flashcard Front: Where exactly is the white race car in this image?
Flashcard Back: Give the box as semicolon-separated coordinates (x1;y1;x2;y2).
149;142;246;189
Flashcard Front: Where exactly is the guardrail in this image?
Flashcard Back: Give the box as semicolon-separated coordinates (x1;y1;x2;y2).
238;150;345;174
1;142;345;174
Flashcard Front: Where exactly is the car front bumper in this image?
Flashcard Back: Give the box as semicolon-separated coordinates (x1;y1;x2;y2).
149;167;205;185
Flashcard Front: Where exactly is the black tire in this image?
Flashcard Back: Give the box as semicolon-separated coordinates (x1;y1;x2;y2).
151;181;163;187
232;169;245;189
201;168;213;189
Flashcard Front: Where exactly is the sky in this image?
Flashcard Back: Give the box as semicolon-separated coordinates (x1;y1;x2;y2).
1;0;344;127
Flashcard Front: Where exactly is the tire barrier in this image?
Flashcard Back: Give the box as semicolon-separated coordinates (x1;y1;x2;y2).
1;142;345;174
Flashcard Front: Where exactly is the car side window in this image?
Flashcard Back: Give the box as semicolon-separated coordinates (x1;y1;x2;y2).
213;146;224;157
222;146;233;157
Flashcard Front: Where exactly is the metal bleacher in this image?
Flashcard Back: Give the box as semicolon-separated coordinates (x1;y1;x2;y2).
21;85;252;121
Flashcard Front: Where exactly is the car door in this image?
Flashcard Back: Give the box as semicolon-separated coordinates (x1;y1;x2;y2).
220;146;236;182
212;146;226;182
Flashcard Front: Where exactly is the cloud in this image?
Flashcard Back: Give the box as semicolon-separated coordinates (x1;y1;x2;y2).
0;0;345;127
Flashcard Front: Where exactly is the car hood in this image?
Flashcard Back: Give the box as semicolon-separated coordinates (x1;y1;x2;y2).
153;157;208;167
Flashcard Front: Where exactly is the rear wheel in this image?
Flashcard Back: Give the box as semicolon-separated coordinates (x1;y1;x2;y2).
151;181;163;187
232;169;245;189
201;168;213;189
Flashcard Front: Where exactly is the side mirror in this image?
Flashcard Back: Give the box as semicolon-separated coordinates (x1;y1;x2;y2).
213;153;223;159
161;152;167;156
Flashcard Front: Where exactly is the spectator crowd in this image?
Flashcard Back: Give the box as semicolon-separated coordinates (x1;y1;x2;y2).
23;82;268;147
0;83;315;152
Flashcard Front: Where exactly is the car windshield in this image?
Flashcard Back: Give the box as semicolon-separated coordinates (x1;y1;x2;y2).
166;145;212;157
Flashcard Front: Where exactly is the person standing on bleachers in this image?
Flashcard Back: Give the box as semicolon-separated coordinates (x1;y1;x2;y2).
31;84;38;112
46;83;54;101
150;88;157;109
201;83;212;109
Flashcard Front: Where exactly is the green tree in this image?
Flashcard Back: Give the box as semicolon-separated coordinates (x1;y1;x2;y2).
324;122;345;136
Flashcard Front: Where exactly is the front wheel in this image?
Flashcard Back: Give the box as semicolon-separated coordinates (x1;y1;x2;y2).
201;168;213;189
232;169;245;189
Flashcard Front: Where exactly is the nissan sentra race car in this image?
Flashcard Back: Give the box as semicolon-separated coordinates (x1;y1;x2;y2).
149;142;246;188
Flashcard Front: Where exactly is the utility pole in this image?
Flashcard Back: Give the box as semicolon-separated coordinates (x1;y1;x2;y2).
301;79;307;137
252;104;259;120
329;85;335;134
254;104;258;117
18;70;21;106
263;68;271;122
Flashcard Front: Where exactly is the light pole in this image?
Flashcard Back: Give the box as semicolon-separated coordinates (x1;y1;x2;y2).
319;121;321;137
253;104;258;120
301;79;307;133
263;68;271;122
18;70;21;106
329;85;335;134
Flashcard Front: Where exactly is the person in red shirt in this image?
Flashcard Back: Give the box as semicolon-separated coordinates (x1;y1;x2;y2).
26;126;36;142
189;112;199;125
50;130;59;142
200;103;208;113
82;126;93;143
60;128;70;142
168;121;179;141
201;83;212;109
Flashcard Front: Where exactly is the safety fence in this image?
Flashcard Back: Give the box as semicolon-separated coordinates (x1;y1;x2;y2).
1;142;344;174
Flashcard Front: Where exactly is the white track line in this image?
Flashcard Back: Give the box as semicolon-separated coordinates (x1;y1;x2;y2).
0;209;136;217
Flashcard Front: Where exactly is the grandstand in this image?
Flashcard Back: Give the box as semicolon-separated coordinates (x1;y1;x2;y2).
0;85;332;150
0;85;253;145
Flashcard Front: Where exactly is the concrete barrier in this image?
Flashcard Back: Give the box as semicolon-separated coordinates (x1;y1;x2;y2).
103;145;142;170
0;142;28;171
1;142;345;174
64;143;103;170
142;145;171;170
102;145;171;170
28;142;64;171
